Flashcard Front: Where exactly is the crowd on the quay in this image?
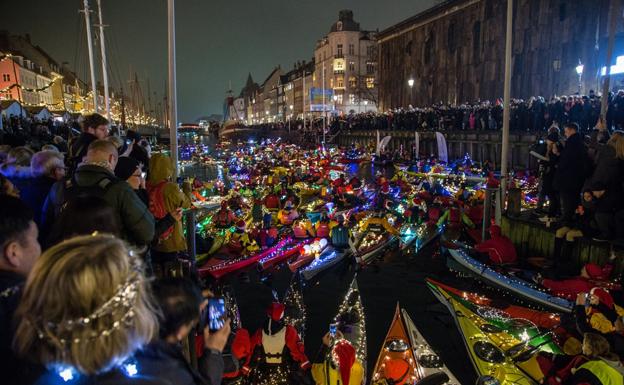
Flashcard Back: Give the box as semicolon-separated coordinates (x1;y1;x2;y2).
0;113;231;385
245;90;624;136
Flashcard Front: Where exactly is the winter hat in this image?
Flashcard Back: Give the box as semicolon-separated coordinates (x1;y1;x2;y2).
266;302;285;321
332;339;356;385
236;220;246;231
590;287;614;309
584;263;608;280
114;156;140;181
546;132;560;143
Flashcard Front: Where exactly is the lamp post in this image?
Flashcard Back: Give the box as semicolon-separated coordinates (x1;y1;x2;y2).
407;78;414;107
575;61;584;95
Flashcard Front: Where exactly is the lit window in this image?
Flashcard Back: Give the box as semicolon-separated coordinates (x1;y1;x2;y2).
366;77;375;88
349;76;357;88
336;77;344;88
336;94;343;103
337;44;343;57
349;62;355;72
349;94;356;104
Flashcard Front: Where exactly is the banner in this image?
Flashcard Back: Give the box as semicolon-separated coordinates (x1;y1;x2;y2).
309;88;334;112
435;132;448;163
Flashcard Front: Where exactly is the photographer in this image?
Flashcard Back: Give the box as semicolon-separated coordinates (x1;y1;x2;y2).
137;277;230;385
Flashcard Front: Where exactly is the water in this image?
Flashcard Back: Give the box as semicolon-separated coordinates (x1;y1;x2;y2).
180;134;476;383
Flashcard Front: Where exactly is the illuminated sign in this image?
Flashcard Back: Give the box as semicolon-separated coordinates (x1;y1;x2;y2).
601;55;624;76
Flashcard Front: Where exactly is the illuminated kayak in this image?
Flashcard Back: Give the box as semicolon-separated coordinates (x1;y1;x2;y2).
371;304;459;385
196;227;233;264
353;229;397;265
199;236;296;280
399;223;442;252
332;277;367;379
300;246;349;281
428;282;545;385
288;238;329;272
425;279;561;331
425;279;562;355
256;237;312;271
446;248;574;313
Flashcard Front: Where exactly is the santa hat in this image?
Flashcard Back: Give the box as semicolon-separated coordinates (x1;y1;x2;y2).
332;340;356;385
584;263;608;280
236;220;246;231
590;287;614;309
489;225;502;237
266;302;285;321
381;184;390;194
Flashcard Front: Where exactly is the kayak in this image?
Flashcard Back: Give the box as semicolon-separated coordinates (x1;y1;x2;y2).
446;248;574;313
288;238;329;272
354;229;397;264
425;280;562;355
198;236;296;280
256;237;312;271
425;279;561;330
300;246;350;281
371;304;459;385
332;277;367;380
428;282;545;385
283;274;306;339
399;223;442;252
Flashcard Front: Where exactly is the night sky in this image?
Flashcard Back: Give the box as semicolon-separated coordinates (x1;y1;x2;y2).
1;0;436;122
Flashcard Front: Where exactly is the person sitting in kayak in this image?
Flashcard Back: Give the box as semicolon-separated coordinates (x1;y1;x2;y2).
251;193;264;224
312;334;364;385
575;288;624;347
474;225;517;265
278;200;299;226
436;200;475;230
256;213;279;249
349;177;362;190
244;303;310;384
534;262;615;300
228;220;259;255
360;211;400;236
293;215;315;239
331;215;351;250
315;210;337;238
216;201;238;229
264;190;280;210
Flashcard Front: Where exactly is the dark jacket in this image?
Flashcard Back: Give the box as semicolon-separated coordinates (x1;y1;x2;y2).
42;164;155;245
591;144;623;195
0;270;25;385
10;174;56;227
554;132;588;192
67;132;97;175
136;340;224;385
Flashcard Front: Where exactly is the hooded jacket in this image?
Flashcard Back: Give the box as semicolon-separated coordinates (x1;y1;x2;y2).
42;164;155;246
474;225;517;264
554;132;588;192
147;154;191;253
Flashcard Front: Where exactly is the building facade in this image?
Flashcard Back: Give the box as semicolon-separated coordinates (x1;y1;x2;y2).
377;0;624;110
313;10;378;116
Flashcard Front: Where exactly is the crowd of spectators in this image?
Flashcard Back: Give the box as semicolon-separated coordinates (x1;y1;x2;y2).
0;113;228;385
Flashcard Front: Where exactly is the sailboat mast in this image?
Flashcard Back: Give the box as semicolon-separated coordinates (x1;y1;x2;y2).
82;0;98;113
96;0;111;120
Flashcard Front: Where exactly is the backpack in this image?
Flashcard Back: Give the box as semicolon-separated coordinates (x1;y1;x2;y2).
147;181;174;241
60;175;116;213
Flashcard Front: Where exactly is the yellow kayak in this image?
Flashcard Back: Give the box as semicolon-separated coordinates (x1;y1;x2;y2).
429;283;544;384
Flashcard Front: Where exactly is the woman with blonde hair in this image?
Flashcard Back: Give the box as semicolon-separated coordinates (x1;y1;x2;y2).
13;234;166;385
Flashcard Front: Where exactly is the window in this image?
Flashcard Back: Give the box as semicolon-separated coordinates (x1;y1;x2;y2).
337;44;343;57
349;61;355;72
2;74;9;82
337;21;343;31
472;22;481;59
334;60;344;71
330;78;334;88
349;76;357;88
424;32;435;64
348;44;354;55
336;94;343;104
366;63;375;74
336;77;344;88
349;94;356;104
366;77;375;89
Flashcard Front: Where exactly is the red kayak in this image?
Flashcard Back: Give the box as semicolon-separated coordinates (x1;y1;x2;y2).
426;278;560;329
256;237;312;271
199;236;295;280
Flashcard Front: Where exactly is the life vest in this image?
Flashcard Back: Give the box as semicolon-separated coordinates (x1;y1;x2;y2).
261;328;287;364
315;222;331;238
293;221;313;238
578;359;624;385
147;181;174;241
216;209;234;227
265;194;279;209
278;209;296;225
331;225;349;248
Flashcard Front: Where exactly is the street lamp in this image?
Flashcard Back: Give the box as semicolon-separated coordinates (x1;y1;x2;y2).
407;78;414;107
407;78;414;88
575;60;584;95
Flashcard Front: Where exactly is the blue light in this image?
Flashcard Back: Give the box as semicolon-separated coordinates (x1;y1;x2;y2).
124;363;138;377
55;365;77;382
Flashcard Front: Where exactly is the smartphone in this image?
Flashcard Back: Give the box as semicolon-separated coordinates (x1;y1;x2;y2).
141;172;146;179
126;139;133;146
329;323;337;338
207;297;226;331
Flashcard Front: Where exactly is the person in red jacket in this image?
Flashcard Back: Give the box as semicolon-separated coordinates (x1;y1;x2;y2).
474;225;517;264
243;303;310;384
539;262;614;299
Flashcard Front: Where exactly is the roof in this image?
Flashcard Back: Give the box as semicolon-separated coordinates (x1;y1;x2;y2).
0;99;20;109
378;0;473;41
330;10;360;33
24;106;49;114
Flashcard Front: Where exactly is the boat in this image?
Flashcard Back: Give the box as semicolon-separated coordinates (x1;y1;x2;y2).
428;282;546;385
446;248;574;313
425;279;561;331
288;238;329;272
283;274;306;339
198;235;296;280
300;246;350;281
353;227;398;265
332;277;367;381
256;237;312;271
399;223;442;252
371;304;459;385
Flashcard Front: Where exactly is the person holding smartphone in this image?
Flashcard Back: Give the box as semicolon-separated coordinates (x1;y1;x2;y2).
137;277;231;385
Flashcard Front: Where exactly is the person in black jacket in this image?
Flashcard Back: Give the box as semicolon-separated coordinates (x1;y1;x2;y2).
136;277;230;385
0;196;41;385
554;123;588;225
66;113;109;176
